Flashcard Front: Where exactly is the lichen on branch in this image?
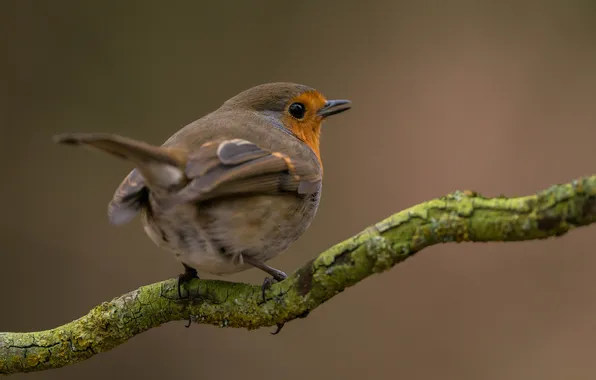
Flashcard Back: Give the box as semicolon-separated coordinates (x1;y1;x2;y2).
2;175;596;375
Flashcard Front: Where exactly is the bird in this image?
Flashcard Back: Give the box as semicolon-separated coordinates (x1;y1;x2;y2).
53;82;351;325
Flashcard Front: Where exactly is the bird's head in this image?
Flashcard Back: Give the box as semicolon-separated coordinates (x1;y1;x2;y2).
221;82;351;163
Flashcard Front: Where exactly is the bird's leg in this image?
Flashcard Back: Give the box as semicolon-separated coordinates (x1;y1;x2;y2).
242;255;287;335
242;255;287;298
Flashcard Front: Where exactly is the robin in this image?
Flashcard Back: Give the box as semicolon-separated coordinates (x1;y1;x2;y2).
54;82;351;330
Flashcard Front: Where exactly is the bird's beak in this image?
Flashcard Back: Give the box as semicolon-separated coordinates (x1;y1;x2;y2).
317;99;352;118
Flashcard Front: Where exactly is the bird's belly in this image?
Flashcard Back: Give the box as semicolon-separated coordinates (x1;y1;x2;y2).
141;193;319;275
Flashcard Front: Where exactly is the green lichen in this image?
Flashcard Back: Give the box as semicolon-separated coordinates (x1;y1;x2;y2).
1;175;596;375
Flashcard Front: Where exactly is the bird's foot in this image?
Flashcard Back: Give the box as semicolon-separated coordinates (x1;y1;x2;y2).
241;255;288;335
178;264;200;328
177;263;199;299
260;271;287;336
260;270;287;302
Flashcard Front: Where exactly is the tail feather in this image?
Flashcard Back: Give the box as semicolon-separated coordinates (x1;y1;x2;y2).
53;133;184;165
54;132;188;190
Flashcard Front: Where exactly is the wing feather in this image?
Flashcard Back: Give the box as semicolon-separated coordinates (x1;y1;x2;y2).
108;138;322;217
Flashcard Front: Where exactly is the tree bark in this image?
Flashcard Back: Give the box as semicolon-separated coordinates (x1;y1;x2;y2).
2;175;596;375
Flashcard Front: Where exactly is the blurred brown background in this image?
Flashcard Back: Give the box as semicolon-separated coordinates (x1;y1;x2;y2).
2;1;596;379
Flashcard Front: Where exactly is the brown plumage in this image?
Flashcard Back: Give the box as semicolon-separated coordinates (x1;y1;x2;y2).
54;83;351;321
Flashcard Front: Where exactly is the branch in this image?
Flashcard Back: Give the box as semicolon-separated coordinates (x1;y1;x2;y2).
2;175;596;375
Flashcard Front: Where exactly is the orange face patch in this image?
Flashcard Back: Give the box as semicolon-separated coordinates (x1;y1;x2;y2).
282;90;328;168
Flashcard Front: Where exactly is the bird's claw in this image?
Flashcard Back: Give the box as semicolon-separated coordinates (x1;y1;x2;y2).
261;273;287;335
271;323;285;335
261;277;274;302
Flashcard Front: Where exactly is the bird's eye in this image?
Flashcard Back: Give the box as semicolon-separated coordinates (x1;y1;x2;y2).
288;102;306;119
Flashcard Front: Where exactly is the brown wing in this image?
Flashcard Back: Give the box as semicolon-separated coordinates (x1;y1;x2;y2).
158;138;321;210
107;168;148;225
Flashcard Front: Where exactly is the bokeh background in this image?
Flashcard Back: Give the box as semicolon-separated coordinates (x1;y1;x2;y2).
2;1;596;379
